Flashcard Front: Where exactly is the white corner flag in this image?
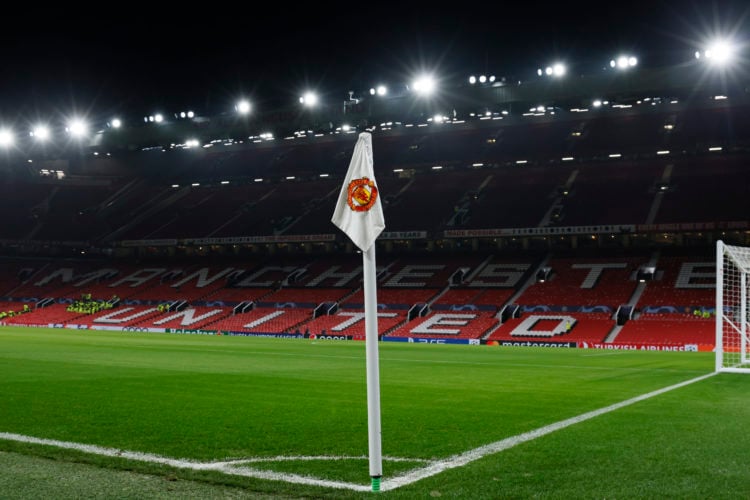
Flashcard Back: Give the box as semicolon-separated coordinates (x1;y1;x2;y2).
331;131;385;491
331;132;385;252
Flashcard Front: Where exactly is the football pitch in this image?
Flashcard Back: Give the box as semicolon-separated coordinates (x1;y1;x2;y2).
0;327;748;498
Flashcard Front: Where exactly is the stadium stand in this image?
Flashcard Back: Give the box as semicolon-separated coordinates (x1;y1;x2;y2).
487;313;616;345
1;79;748;351
613;313;714;346
517;257;643;309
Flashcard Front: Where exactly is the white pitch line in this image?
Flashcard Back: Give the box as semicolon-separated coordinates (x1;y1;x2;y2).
0;432;370;492
380;371;717;491
215;455;432;466
0;372;717;493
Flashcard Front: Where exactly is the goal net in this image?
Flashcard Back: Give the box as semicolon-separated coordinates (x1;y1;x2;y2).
716;240;750;373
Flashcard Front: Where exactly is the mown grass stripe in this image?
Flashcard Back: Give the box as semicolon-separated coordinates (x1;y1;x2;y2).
381;371;717;491
0;372;715;492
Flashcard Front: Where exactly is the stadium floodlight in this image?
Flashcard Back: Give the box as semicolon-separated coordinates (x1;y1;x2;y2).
180;111;186;118
412;75;436;96
300;91;318;107
479;75;487;83
187;111;194;118
611;55;638;70
469;75;477;84
236;100;251;115
593;99;603;107
369;85;388;96
489;75;496;82
67;118;88;138
31;125;50;141
154;114;164;123
699;40;736;65
0;129;13;147
110;118;122;129
541;63;566;77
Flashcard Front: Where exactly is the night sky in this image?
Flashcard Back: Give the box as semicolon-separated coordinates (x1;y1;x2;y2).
0;1;746;122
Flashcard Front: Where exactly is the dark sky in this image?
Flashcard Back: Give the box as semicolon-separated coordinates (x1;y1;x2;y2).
0;1;747;122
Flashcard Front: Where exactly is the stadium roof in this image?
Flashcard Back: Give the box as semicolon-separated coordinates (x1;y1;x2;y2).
0;1;747;121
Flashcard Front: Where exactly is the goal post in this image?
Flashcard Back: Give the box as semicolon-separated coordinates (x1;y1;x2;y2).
716;240;750;373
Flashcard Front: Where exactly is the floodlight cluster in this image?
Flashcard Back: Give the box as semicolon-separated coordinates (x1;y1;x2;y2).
468;74;497;85
0;38;743;151
609;55;638;69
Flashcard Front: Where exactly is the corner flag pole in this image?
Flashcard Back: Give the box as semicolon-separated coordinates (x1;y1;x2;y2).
330;132;385;491
363;244;383;488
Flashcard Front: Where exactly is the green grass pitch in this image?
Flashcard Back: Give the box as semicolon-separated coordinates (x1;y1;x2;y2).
0;326;748;498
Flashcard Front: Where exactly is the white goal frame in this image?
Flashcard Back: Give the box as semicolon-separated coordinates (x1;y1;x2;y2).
716;240;750;373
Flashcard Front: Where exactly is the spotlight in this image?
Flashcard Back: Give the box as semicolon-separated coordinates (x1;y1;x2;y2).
31;125;50;141
705;40;735;65
236;100;251;114
300;91;318;107
412;75;436;95
67;119;88;137
0;129;13;147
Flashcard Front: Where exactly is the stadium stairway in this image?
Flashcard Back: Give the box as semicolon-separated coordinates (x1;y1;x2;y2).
23;187;58;241
276;184;340;235
505;254;551;305
604;251;659;343
102;185;190;242
3;263;52;298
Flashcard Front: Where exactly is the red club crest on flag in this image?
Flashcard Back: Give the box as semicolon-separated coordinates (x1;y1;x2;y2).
347;177;379;212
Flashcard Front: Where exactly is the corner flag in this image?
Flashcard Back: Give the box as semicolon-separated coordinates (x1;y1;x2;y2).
331;132;385;252
331;131;385;490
